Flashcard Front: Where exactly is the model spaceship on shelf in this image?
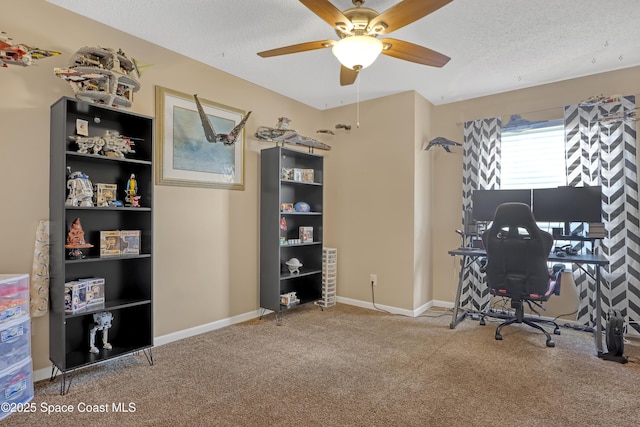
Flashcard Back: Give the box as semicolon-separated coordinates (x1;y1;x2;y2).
255;117;331;152
193;94;251;145
54;46;140;109
68;130;140;158
1;31;61;67
424;136;462;153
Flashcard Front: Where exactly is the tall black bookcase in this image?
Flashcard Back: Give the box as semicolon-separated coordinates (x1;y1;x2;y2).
260;146;323;321
49;97;153;394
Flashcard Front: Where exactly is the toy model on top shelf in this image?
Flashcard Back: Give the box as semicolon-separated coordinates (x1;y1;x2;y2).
49;96;153;395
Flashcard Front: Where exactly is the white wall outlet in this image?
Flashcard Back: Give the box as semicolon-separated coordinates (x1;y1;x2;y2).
370;273;377;287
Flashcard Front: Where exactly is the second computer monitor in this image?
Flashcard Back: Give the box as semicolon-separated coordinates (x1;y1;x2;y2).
532;186;602;223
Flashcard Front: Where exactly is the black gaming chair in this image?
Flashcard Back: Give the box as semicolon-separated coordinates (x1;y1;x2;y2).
481;202;564;347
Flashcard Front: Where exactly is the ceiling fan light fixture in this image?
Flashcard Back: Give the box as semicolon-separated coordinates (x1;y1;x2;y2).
332;35;383;70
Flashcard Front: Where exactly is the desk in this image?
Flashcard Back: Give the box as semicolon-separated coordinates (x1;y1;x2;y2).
448;247;609;357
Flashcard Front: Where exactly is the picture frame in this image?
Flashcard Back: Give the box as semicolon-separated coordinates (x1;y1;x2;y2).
280;203;294;212
155;86;245;190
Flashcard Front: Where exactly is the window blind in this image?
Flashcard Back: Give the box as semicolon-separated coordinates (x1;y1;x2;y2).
500;124;566;189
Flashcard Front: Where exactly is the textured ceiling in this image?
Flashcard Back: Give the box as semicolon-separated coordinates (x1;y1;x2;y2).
47;0;640;110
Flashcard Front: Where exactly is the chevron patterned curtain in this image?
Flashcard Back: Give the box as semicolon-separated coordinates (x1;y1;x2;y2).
462;117;502;311
563;95;639;334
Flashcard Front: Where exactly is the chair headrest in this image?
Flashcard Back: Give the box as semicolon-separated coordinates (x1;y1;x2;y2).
491;202;536;229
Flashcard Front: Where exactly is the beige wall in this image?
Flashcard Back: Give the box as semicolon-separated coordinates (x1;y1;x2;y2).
3;1;639;374
322;92;417;310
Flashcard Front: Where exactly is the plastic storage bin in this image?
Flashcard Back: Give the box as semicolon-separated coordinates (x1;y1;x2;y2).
0;275;29;324
0;315;31;371
0;357;34;421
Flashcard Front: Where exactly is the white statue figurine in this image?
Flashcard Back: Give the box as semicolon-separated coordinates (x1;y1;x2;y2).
89;311;113;354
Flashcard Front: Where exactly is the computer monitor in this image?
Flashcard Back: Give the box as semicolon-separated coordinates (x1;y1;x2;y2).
532;186;602;223
471;189;532;221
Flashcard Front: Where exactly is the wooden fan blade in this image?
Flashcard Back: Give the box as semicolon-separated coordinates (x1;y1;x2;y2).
299;0;353;32
380;38;450;67
258;40;334;58
369;0;452;35
340;66;358;86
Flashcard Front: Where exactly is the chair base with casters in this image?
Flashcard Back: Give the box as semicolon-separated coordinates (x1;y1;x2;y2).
480;264;565;347
492;300;560;347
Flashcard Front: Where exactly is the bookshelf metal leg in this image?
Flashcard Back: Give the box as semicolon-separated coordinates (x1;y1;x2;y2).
58;369;74;396
49;365;59;382
276;310;283;326
50;364;73;395
143;348;154;366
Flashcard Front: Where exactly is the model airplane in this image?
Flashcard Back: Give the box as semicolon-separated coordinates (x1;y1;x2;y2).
1;32;61;67
599;108;637;124
255;117;331;151
503;114;553;132
193;94;251;146
424;137;462;153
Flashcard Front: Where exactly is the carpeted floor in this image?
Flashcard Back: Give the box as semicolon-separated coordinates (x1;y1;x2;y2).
6;303;640;426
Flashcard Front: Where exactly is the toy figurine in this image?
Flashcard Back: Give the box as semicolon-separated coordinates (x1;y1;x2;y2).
125;173;140;207
65;169;94;207
89;311;113;354
65;217;94;259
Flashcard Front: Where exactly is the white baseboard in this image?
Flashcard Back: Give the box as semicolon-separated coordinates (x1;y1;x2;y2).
336;296;447;317
153;309;267;347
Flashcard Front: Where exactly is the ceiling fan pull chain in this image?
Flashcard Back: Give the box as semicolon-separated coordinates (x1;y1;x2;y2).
356;74;360;128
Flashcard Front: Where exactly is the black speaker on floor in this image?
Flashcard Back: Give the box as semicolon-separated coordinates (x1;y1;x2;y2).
603;309;627;363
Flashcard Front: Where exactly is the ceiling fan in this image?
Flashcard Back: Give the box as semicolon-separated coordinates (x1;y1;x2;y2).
257;0;452;86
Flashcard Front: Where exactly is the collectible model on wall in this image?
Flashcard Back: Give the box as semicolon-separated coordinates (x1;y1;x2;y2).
54;46;141;109
257;0;452;85
317;123;352;135
255;117;332;152
424;136;462;153
0;31;61;67
194;94;252;145
89;311;113;354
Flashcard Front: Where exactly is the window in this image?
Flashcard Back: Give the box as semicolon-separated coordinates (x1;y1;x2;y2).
500;123;566;189
500;121;567;235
